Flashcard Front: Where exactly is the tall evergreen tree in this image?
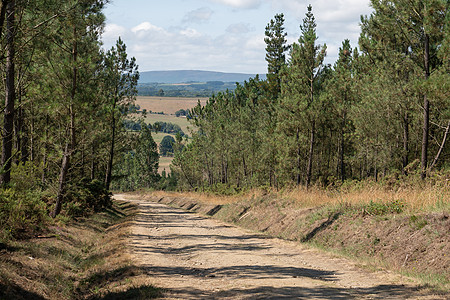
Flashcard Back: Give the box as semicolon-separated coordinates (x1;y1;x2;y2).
49;0;108;217
360;0;447;179
279;5;326;187
103;38;139;190
0;0;15;186
264;13;289;99
325;40;356;181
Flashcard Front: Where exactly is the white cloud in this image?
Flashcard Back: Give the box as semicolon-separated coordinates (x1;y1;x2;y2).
131;22;164;34
245;34;265;50
120;24;265;73
226;23;254;34
270;0;372;22
210;0;263;9
101;0;374;73
103;23;127;39
180;28;203;38
269;0;372;65
183;7;214;23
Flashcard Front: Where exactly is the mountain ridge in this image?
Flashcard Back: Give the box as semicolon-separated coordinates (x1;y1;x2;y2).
139;70;266;84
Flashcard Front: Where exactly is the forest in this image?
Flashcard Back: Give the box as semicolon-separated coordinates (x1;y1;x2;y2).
137;81;239;97
0;0;449;242
173;2;449;192
0;0;157;239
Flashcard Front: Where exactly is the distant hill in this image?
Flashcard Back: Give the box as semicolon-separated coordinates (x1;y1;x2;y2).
139;70;266;84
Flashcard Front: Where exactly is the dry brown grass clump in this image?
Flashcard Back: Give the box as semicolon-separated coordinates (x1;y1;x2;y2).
283;182;449;212
135;179;449;213
136;189;268;205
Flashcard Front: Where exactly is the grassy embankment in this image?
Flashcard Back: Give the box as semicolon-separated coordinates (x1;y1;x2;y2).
133;178;450;293
0;201;161;300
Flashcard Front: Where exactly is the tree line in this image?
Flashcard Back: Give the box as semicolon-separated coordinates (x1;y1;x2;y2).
0;0;157;224
173;1;449;191
137;82;239;98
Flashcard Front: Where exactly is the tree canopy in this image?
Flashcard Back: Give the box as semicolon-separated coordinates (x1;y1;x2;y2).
172;2;449;192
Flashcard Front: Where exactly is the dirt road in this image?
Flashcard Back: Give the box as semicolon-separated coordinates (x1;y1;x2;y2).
115;194;443;299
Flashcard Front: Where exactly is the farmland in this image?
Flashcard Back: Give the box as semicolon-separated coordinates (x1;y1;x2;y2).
143;113;192;135
134;96;205;174
135;96;208;115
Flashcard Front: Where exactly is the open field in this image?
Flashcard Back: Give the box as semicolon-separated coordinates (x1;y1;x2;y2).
134;97;203;174
135;96;208;115
158;156;174;174
145;113;193;135
152;132;175;144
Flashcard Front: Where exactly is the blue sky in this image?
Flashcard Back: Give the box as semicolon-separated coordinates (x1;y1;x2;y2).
102;0;373;74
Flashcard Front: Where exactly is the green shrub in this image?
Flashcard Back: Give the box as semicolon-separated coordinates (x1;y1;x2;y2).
10;161;43;190
365;199;404;215
63;179;112;217
0;189;48;241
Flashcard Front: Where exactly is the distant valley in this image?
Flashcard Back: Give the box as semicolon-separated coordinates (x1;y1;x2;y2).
139;70;266;84
138;70;266;97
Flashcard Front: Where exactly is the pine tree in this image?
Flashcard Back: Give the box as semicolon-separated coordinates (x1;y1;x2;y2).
0;0;15;186
264;13;289;99
360;0;447;179
279;5;326;187
103;38;139;190
325;40;356;181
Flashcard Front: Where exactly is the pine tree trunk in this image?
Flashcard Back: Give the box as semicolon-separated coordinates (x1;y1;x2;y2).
51;144;70;218
14;97;21;165
14;87;28;164
0;0;7;39
41;115;49;184
53;33;77;218
306;121;315;188
296;127;301;185
402;112;409;175
91;143;96;180
105;104;116;190
430;120;450;171
421;33;430;179
339;112;346;181
1;0;15;186
41;149;47;184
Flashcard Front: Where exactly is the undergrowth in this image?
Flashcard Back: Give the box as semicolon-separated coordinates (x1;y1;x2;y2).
0;178;113;244
0;201;162;299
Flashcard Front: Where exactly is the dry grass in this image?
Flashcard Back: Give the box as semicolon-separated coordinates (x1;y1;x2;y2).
140;189;267;205
135;96;208;115
0;201;161;299
283;184;450;212
139;181;449;213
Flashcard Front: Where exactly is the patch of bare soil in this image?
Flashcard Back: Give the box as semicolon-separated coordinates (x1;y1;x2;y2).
118;194;447;299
